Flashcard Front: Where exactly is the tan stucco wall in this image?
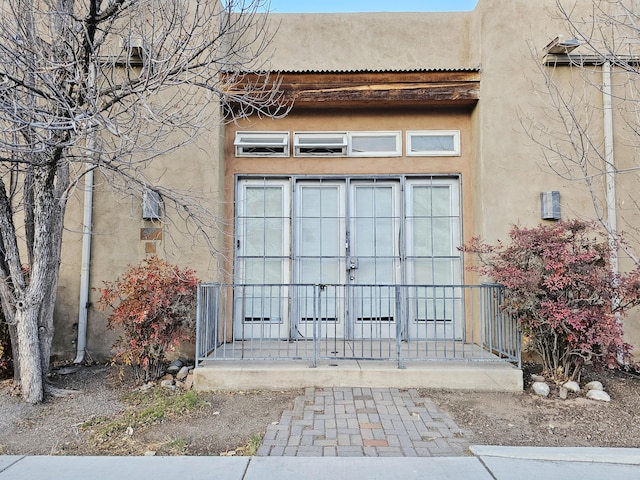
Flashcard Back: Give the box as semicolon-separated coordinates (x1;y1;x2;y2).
53;0;640;360
474;0;640;350
475;0;564;241
262;12;477;71
52;112;225;362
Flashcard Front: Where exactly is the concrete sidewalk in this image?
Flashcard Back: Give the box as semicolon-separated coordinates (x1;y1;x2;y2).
1;447;639;479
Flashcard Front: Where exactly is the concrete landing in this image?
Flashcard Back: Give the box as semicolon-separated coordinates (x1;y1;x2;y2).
193;360;523;392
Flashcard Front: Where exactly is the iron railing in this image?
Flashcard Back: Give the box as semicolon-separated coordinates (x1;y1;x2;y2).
196;283;520;368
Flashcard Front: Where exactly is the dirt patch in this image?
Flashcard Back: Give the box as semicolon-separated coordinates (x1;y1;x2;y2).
0;365;300;456
427;366;640;448
1;363;639;455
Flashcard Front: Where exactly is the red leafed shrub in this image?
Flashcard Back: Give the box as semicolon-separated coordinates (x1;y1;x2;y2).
462;220;640;381
99;256;198;383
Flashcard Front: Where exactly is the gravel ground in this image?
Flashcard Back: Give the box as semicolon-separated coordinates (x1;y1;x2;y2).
1;363;639;455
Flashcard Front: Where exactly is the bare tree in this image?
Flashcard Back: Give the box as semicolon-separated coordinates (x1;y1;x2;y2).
0;0;287;403
525;0;640;265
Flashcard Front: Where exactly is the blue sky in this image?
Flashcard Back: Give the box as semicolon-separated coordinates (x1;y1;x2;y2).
267;1;478;13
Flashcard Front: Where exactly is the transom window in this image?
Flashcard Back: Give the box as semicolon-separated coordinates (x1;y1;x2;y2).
234;130;460;157
348;131;401;157
407;130;460;156
294;132;348;156
234;132;289;157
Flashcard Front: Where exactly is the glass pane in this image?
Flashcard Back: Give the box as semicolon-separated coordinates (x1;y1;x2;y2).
432;218;453;256
299;185;341;257
411;135;454;152
411;185;451;217
243;258;283;284
245;187;264;217
410;217;433;256
264;218;284;256
375;217;394;256
412;186;431;216
321;218;340;256
245;186;283;217
299;258;341;284
411;258;453;285
357;258;395;284
301;218;321;255
374;187;393;217
351;135;397;153
355;187;374;217
264;187;283;217
354;218;374;256
354;186;393;216
244;218;265;256
301;187;321;217
431;186;451;217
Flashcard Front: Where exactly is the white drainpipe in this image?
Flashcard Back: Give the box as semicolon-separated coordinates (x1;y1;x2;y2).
74;164;94;364
74;61;96;364
603;60;618;276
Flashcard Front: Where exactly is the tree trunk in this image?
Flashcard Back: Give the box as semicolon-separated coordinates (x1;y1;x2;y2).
38;268;59;377
17;160;66;402
15;304;43;403
8;323;20;381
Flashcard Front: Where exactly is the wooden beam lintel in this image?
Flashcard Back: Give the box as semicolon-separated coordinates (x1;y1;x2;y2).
292;84;479;103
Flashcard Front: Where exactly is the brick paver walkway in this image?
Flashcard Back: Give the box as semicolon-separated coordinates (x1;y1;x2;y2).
257;387;471;457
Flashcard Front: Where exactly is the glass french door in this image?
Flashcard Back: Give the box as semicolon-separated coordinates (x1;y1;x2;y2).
234;179;291;339
293;181;347;338
292;180;400;339
235;177;462;340
348;181;401;339
405;179;462;339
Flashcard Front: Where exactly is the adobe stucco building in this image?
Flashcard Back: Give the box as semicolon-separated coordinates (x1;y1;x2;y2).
52;0;640;379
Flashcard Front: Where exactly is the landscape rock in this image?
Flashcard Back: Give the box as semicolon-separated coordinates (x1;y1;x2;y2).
176;366;190;381
166;359;183;374
160;373;173;382
558;387;568;399
530;374;546;383
160;379;175;388
184;373;194;391
532;382;550;397
585;381;604;391
563;381;580;393
586;389;611;402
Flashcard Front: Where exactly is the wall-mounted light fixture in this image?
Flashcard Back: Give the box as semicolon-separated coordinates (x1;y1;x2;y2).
142;189;162;220
540;191;561;220
543;36;580;55
123;34;144;66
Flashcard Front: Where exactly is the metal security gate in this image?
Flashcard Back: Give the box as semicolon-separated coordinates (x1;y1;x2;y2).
234;176;462;340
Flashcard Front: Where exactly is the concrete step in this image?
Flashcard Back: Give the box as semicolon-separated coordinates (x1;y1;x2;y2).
193;360;523;392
